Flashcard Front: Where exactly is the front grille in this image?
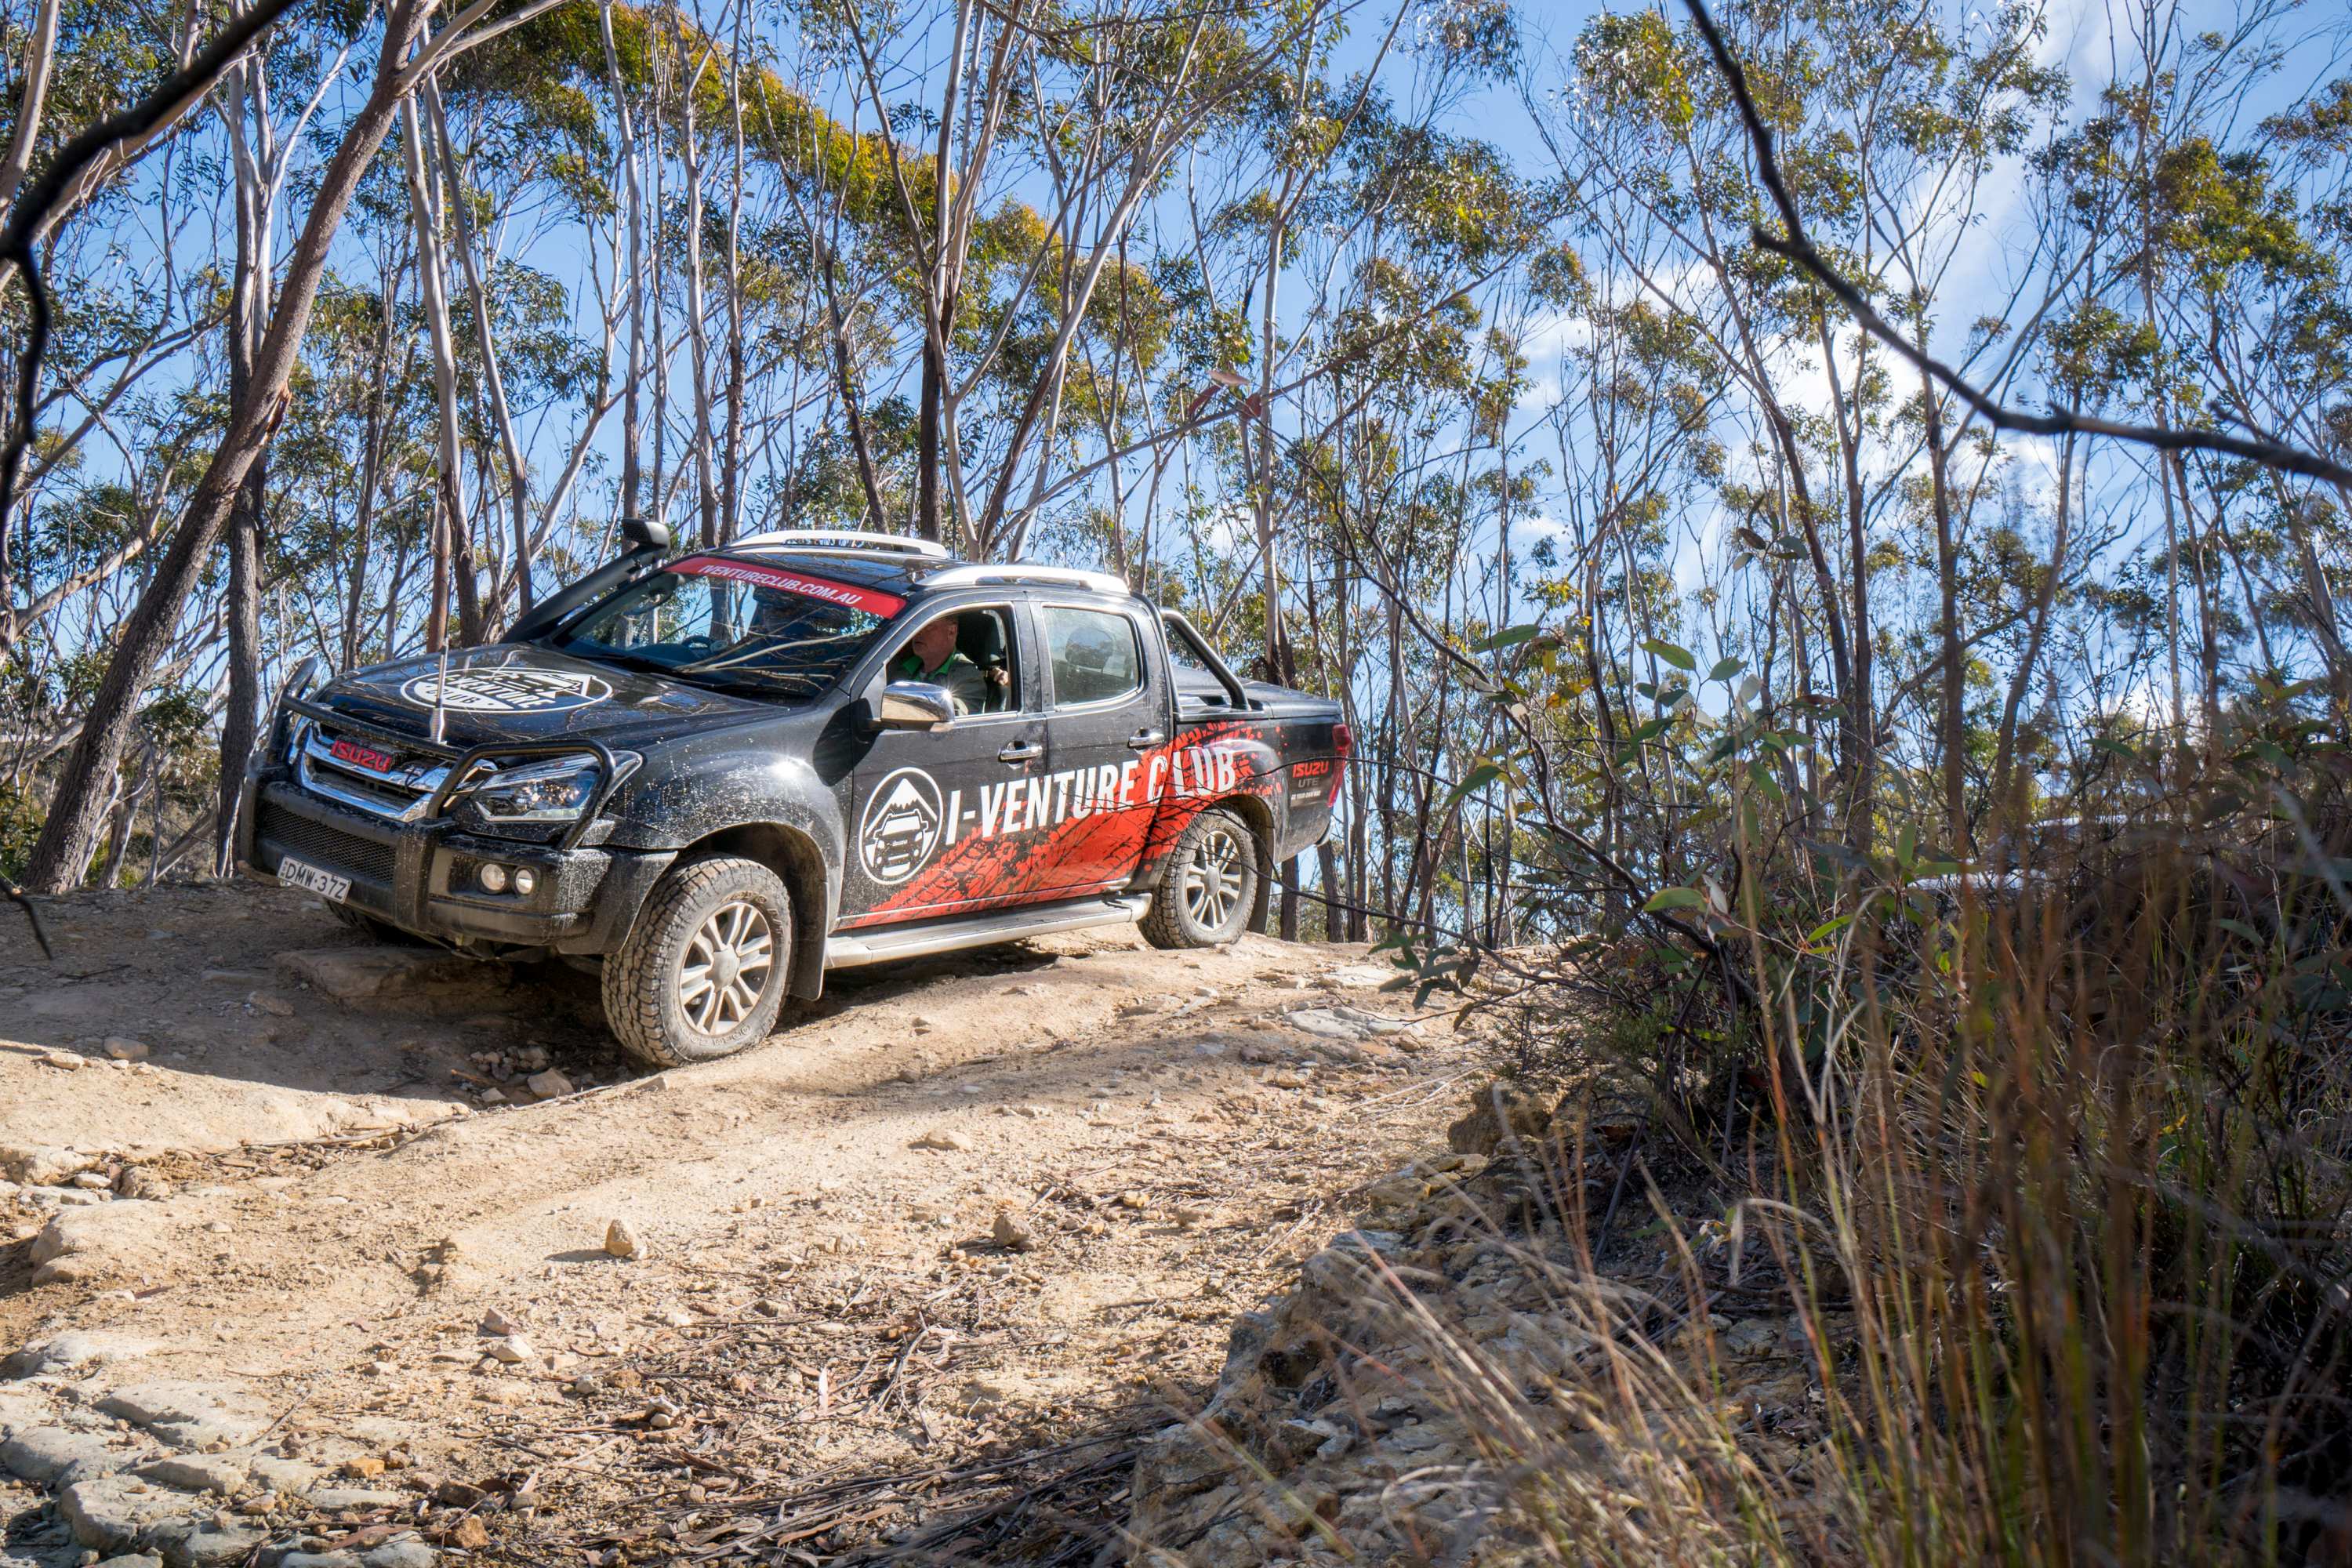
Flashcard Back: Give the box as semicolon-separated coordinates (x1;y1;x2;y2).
256;800;397;884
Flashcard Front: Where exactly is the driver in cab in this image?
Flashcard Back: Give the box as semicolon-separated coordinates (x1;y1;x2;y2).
890;616;999;716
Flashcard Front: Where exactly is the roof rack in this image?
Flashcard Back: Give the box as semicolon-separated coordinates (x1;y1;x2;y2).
731;529;951;559
922;563;1131;597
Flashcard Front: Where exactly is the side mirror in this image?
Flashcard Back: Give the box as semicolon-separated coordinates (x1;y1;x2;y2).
874;681;956;732
620;515;672;554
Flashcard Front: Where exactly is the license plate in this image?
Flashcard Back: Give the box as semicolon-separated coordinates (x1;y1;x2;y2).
278;855;351;902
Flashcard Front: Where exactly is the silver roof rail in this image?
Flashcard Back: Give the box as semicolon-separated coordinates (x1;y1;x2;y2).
921;563;1131;596
731;529;951;559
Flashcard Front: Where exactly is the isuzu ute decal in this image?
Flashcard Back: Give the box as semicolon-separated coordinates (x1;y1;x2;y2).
844;720;1283;925
398;666;613;713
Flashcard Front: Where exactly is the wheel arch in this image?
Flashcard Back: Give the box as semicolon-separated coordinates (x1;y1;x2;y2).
683;822;831;998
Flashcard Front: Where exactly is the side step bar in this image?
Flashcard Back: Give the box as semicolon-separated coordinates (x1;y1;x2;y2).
822;893;1149;969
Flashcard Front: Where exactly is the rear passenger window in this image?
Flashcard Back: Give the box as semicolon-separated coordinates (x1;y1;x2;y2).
1042;606;1143;706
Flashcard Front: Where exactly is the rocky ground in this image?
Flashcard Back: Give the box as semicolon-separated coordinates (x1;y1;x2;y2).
1128;1080;1835;1566
0;880;1479;1567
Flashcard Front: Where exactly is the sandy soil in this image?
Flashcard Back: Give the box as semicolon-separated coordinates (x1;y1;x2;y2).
0;881;1472;1565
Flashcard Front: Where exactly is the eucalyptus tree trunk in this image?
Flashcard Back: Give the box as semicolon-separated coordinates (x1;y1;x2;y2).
600;0;644;517
720;13;746;543
27;0;436;894
681;40;718;549
426;78;531;619
1918;354;1966;855
401;92;482;648
213;51;274;875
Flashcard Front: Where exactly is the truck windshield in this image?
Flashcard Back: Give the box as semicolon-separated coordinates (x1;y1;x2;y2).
554;555;905;698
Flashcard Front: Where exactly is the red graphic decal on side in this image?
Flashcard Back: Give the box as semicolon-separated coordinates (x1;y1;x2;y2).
666;555;906;617
840;720;1285;927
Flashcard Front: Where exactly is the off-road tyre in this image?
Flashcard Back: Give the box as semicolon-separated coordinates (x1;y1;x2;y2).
1141;808;1261;949
603;855;792;1066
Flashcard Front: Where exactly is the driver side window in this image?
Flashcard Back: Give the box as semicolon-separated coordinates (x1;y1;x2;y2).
885;607;1019;716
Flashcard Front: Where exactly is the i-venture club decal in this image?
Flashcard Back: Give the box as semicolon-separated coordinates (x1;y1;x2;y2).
942;741;1242;848
855;737;1250;887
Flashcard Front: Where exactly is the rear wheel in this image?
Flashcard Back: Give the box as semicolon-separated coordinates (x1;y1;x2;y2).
1141;808;1261;949
603;855;791;1065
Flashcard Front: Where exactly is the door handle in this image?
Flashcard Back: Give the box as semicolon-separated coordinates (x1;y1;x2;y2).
1127;728;1166;750
998;739;1043;764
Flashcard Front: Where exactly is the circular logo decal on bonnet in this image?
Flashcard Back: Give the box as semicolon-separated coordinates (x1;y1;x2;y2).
858;767;944;886
400;666;613;713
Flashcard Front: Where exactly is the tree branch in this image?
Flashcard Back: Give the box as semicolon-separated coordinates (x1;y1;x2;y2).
1679;0;2352;491
0;0;310;539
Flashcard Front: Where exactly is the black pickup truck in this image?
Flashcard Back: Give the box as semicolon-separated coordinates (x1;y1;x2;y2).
235;525;1349;1065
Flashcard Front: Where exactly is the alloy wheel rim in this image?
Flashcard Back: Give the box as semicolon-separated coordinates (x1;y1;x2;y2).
1181;826;1247;931
677;898;775;1035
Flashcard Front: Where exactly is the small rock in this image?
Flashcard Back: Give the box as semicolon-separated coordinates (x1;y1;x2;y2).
115;1168;172;1201
524;1069;573;1099
41;1048;86;1069
101;1037;152;1062
1446;1080;1552;1157
1113;1190;1149;1211
4;1330;155;1378
909;1130;970;1152
72;1171;113;1189
307;1486;408;1510
483;1335;533;1365
96;1382;269;1449
57;1473;187;1552
2;1425;129;1485
278;1553;365;1568
245;991;296;1017
136;1453;249;1494
445;1515;489;1549
145;1515;268;1565
339;1455;387;1479
0;1142;97;1185
603;1219;643;1260
480;1306;522;1336
246;1454;321;1494
990;1211;1035;1251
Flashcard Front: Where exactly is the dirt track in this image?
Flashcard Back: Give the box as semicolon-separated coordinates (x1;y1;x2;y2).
0;881;1469;1565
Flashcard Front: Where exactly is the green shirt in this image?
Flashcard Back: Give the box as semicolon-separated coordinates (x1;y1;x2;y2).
891;648;987;714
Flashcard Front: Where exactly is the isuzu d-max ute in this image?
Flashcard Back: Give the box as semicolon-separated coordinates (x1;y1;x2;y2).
234;526;1349;1065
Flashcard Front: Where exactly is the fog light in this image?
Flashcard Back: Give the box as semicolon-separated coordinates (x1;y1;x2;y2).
511;866;537;897
478;862;509;894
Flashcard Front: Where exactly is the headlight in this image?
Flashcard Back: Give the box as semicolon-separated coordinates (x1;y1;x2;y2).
461;751;639;825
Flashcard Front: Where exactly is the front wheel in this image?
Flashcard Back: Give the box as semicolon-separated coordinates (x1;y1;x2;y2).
603;855;792;1065
1140;808;1261;949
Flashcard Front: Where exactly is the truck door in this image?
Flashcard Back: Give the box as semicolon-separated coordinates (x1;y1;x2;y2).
836;603;1059;927
1033;601;1170;893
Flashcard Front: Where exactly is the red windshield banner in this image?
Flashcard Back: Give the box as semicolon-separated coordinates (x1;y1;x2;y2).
666;555;906;617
